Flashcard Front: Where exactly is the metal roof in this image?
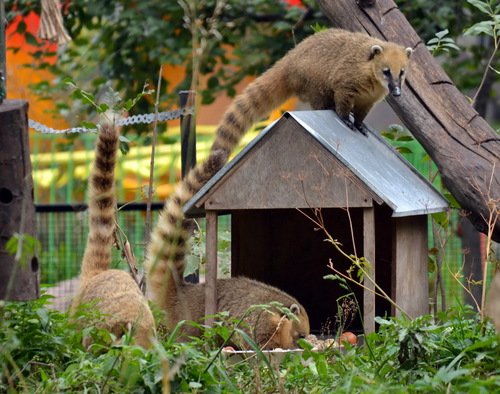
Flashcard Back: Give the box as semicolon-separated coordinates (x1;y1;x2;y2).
184;110;448;217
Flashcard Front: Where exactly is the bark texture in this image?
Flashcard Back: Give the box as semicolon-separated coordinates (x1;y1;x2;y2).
0;100;39;300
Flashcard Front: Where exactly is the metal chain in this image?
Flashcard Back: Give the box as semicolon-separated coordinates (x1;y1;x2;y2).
28;107;194;134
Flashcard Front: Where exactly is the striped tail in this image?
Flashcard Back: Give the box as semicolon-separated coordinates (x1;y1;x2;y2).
146;151;226;310
210;64;293;157
80;124;119;282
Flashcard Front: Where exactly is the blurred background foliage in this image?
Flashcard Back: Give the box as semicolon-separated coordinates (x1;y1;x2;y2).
5;0;498;129
5;0;326;130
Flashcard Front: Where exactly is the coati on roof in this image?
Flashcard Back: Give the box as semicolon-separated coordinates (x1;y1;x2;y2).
71;124;155;348
212;28;412;155
145;151;310;349
146;27;412;348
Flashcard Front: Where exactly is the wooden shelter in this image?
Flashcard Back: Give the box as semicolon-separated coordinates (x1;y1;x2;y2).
185;110;448;334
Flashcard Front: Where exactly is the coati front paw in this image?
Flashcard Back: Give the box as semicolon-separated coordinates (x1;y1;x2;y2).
354;121;369;136
341;116;355;130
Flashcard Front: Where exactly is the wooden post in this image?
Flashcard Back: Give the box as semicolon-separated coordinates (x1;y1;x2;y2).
363;207;376;333
392;215;428;318
205;210;218;325
0;100;39;300
179;90;196;178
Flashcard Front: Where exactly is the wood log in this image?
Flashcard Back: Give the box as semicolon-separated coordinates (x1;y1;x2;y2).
0;100;39;300
316;0;500;241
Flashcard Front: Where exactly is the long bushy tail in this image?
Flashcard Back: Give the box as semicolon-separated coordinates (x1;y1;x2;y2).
80;124;119;282
146;151;226;310
210;64;293;157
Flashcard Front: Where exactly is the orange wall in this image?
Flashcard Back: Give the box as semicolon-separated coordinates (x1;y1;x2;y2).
6;13;68;130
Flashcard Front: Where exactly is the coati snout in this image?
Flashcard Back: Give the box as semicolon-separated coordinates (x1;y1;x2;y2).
370;44;412;99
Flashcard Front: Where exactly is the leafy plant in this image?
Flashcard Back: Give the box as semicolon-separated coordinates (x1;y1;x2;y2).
426;29;460;55
464;0;500;106
1;294;498;392
185;219;232;278
5;233;41;268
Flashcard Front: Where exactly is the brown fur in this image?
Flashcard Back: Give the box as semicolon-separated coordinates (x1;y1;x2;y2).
146;153;310;349
146;151;228;311
71;124;155;348
212;28;412;154
164;277;309;349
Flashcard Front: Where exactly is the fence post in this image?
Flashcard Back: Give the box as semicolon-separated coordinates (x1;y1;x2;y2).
178;90;199;283
0;100;39;300
179;90;196;178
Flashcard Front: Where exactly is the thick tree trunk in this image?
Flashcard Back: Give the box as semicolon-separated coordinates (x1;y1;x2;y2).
317;0;500;241
0;100;39;300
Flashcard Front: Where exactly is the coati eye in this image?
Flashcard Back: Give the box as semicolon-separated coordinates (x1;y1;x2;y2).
399;68;405;77
382;68;391;77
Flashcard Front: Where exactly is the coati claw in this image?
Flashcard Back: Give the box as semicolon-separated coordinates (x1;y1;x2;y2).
355;123;369;136
341;116;355;130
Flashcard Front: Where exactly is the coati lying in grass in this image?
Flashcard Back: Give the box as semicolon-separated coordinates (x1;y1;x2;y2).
145;152;310;349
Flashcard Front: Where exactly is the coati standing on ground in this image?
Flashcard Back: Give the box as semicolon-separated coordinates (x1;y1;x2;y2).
212;28;412;155
145;151;310;349
71;124;155;348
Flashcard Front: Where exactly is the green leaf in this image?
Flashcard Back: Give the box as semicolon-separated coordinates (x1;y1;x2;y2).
311;23;327;33
5;235;18;256
97;103;109;114
443;192;461;209
119;139;130;155
381;131;396;140
432;212;449;228
80;121;97;130
207;76;219;89
79;90;96;106
17;20;27;34
428;256;436;273
467;0;491;15
435;29;450;39
434;366;470;384
396;146;413;154
396;135;415;142
119;135;131;143
24;32;39;46
464;21;495;37
36;308;50;329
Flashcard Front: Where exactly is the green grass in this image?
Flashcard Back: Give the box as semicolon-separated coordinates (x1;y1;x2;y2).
1;295;498;393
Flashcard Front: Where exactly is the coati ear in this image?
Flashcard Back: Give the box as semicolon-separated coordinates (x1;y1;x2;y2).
405;47;413;58
289;303;301;316
369;44;383;60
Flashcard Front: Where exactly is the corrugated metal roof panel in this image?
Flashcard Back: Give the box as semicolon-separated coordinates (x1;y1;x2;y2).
289;111;448;216
184;110;448;217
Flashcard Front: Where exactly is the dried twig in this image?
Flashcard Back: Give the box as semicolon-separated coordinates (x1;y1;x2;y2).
297;207;410;319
